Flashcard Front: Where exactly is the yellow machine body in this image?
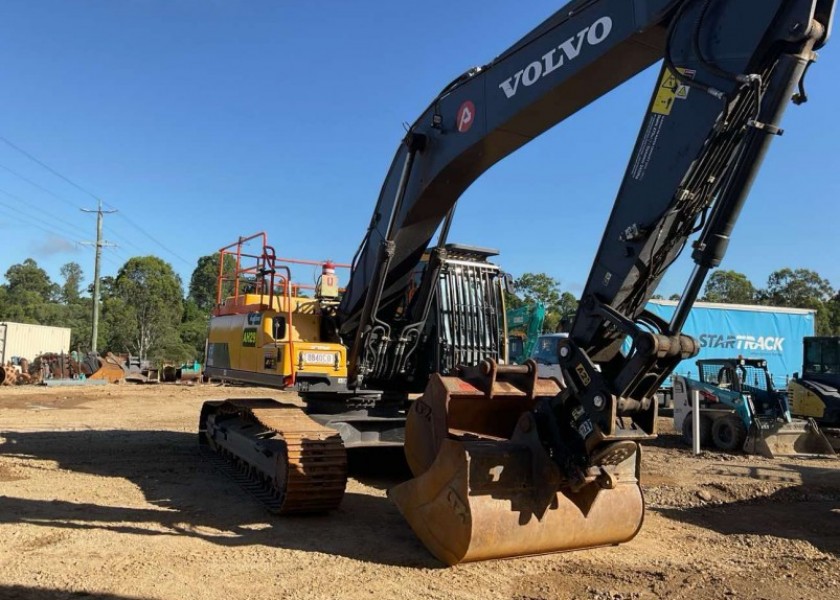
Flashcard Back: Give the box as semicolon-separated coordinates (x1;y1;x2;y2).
789;379;826;419
205;293;347;388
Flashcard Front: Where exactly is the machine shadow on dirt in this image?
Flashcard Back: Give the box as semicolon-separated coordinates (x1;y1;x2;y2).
655;463;840;557
0;429;438;567
0;584;152;600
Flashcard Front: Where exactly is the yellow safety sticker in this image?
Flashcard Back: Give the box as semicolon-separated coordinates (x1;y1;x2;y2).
575;363;591;387
651;67;695;115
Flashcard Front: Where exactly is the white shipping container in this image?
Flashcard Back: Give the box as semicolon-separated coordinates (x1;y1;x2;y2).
0;321;72;362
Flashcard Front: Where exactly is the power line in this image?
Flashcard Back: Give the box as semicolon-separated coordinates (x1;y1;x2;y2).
113;211;192;266
0;200;84;246
0;135;193;268
0;136;103;203
0;160;144;255
103;227;145;253
0;187;88;242
110;247;129;261
0;162;82;210
100;254;122;269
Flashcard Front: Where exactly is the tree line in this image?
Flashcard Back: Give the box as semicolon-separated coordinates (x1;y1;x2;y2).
1;256;838;362
508;268;840;336
0;254;225;362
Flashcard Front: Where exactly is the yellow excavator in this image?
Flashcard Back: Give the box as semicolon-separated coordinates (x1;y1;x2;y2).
199;0;835;565
789;337;840;449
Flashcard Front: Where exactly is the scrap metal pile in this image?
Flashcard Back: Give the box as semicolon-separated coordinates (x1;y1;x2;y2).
0;352;203;386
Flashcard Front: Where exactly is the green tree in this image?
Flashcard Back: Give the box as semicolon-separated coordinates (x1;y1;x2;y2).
509;273;578;333
115;256;184;360
189;253;236;312
759;268;835;335
1;259;61;323
101;296;137;353
59;262;84;304
760;268;833;306
0;258;119;351
703;270;756;304
179;299;209;360
5;258;58;302
828;293;840;336
87;275;117;300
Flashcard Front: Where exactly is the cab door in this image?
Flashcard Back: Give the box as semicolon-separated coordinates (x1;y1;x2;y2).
260;312;288;377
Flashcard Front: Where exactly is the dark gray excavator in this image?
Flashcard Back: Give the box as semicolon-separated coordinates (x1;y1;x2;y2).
200;0;835;565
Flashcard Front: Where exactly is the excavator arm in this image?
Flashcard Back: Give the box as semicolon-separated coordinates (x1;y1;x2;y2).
338;0;834;406
562;0;834;448
339;0;674;381
374;0;833;563
340;0;832;428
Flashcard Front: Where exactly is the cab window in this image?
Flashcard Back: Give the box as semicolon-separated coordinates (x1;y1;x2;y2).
273;316;286;340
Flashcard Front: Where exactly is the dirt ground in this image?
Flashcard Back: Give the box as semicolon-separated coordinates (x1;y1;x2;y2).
1;384;838;600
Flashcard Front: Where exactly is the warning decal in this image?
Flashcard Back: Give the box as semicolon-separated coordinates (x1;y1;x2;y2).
651;67;695;115
631;113;664;181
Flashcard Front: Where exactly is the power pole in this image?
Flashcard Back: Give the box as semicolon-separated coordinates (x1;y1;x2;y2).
82;200;117;353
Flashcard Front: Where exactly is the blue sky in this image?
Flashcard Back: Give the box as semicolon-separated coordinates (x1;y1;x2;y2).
0;0;838;298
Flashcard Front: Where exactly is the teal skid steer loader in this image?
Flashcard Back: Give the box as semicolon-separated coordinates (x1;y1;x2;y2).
673;358;834;458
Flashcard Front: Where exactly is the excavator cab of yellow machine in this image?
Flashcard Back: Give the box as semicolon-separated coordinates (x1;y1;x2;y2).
203;232;349;391
390;360;648;565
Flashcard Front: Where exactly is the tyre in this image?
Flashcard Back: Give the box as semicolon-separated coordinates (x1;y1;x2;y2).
681;412;712;447
711;415;748;451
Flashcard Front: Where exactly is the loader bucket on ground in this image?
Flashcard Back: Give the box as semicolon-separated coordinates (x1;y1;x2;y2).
745;418;836;458
389;362;647;565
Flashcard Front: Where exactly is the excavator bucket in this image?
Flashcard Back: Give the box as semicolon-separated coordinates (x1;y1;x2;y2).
389;363;645;565
87;353;128;384
745;418;836;459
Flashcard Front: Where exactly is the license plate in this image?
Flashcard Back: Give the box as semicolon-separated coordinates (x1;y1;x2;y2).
302;352;335;365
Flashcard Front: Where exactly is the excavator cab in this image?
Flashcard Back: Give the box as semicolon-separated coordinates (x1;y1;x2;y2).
358;243;510;393
203;233;349;391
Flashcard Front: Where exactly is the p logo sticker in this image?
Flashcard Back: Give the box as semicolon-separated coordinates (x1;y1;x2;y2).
456;100;476;133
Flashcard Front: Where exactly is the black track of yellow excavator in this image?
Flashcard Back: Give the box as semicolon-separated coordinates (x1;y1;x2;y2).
199;398;348;513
